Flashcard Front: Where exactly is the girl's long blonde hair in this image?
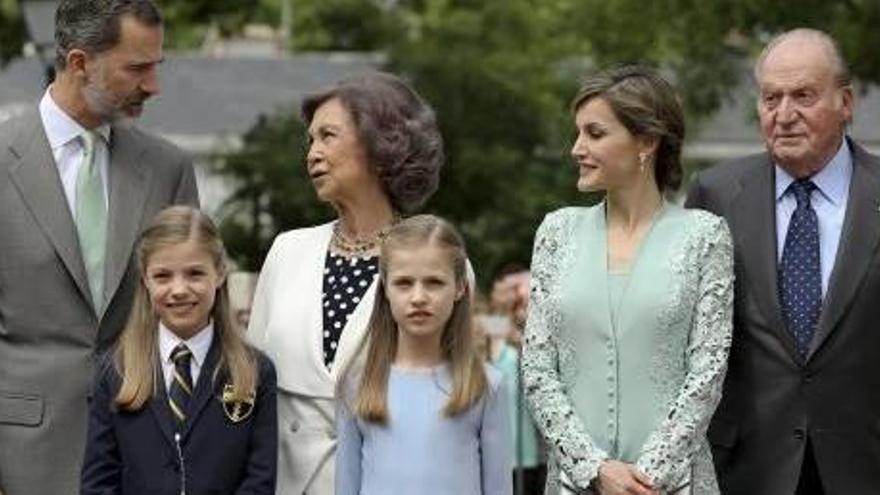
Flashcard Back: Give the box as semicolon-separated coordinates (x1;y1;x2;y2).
113;206;258;410
349;214;487;424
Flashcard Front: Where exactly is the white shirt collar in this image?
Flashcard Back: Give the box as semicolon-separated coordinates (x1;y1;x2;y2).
39;86;111;149
775;137;852;206
159;321;214;368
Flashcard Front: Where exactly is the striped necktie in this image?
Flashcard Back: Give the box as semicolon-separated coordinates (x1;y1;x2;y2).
168;344;194;428
74;129;107;311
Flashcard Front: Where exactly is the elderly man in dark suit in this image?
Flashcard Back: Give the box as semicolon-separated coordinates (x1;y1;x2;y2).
0;1;198;493
687;28;880;494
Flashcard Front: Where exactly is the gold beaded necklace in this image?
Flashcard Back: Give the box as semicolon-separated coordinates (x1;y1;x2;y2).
330;220;395;258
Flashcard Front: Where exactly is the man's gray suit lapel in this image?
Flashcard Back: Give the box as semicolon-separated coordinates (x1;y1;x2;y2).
729;158;801;360
7;110;94;310
809;140;880;359
103;125;151;315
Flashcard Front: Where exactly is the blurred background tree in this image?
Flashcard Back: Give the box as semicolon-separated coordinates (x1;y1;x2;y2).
384;0;584;283
289;0;400;50
0;0;25;65
160;0;259;48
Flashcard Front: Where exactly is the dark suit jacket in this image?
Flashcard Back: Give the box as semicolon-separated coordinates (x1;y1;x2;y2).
81;342;278;494
0;108;199;495
686;138;880;494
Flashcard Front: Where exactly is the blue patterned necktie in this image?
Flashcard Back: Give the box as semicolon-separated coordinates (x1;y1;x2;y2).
779;179;822;359
168;344;193;429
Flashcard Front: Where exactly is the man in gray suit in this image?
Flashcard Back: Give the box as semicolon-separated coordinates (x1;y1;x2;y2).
687;29;880;494
0;1;198;493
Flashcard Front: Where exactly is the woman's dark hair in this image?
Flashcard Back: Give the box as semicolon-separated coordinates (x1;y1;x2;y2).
572;65;685;192
302;72;444;213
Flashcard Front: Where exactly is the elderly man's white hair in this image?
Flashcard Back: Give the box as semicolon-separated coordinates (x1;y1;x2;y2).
753;28;851;88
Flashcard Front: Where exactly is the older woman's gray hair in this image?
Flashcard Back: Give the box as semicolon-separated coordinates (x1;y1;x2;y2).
302;72;444;213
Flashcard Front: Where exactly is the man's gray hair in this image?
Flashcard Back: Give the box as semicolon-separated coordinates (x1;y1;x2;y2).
54;0;162;70
753;28;851;88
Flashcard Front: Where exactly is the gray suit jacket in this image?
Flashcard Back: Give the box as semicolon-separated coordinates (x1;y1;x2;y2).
685;138;880;494
0;108;199;495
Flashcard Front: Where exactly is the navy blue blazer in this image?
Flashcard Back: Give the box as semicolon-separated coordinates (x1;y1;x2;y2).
81;341;278;494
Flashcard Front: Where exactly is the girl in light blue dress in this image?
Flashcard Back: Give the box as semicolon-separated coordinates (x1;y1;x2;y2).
336;215;512;495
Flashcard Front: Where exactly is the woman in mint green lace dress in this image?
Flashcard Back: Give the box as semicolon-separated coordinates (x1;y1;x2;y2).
522;66;734;495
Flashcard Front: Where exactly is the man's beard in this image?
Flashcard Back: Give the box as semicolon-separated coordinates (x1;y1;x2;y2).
82;76;146;124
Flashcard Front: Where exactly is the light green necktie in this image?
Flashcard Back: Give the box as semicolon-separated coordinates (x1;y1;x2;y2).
75;129;107;311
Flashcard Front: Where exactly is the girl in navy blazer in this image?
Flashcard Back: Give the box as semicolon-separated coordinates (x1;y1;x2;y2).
81;206;277;494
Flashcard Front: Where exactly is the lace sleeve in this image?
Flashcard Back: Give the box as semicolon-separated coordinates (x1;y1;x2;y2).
522;211;609;489
635;215;734;490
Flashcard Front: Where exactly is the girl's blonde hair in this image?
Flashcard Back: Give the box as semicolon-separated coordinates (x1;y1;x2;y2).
351;214;487;423
113;206;258;410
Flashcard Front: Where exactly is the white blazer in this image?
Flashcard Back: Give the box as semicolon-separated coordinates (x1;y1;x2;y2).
247;221;377;495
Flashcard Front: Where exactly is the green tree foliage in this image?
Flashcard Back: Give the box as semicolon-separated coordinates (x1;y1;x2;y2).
553;0;749;118
733;0;880;87
0;0;25;66
290;0;400;50
386;0;586;284
159;0;260;48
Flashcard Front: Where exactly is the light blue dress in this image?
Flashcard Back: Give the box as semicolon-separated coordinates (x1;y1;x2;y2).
336;364;512;495
522;202;734;494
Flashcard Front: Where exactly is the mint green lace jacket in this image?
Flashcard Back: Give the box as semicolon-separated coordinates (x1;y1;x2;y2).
522;203;734;494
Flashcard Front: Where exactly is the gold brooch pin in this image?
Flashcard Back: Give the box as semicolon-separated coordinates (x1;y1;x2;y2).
221;384;255;423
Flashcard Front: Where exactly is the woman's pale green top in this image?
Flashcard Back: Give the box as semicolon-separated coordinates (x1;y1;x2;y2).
522;202;734;495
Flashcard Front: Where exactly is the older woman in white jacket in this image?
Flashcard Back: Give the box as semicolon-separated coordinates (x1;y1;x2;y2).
247;72;444;495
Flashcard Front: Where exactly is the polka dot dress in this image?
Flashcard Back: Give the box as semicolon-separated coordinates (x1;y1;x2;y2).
322;252;379;366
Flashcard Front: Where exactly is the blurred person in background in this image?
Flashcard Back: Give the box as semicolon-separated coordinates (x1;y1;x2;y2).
490;265;547;494
227;271;259;332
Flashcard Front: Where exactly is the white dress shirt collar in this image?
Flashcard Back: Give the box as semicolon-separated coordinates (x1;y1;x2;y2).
775;137;852;206
159;321;214;370
39;87;111;149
